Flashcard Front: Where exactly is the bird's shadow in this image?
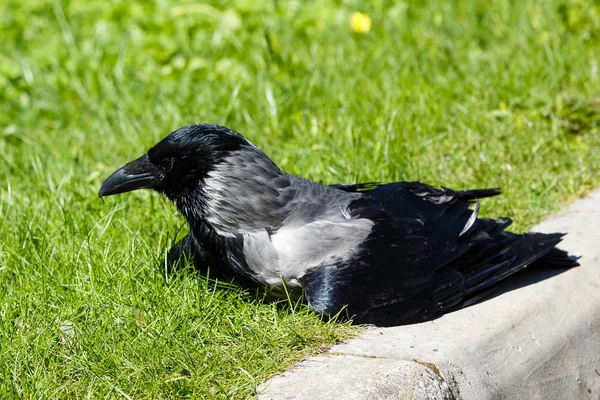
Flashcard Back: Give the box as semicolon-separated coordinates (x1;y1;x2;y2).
163;245;579;326
373;264;578;327
484;263;575;302
163;255;308;311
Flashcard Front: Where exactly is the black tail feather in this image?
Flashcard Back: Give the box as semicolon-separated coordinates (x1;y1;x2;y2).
462;232;575;298
529;246;580;269
450;187;502;201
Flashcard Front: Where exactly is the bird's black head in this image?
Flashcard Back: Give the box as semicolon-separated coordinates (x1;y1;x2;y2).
98;124;251;201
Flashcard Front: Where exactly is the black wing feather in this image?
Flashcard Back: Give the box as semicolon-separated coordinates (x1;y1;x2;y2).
331;181;501;202
301;182;577;326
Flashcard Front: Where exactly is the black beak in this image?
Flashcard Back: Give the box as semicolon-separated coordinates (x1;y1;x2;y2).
99;154;159;197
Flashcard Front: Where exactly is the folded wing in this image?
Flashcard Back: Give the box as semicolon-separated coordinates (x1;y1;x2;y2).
301;182;577;326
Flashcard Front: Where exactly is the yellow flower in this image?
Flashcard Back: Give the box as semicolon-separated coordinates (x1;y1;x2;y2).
351;12;371;33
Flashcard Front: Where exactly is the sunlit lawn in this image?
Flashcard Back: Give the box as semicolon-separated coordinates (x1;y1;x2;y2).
1;0;600;397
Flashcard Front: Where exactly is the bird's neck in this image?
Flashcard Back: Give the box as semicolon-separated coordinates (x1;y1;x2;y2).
189;151;289;237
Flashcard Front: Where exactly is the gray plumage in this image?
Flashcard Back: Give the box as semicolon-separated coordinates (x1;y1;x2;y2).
202;151;372;293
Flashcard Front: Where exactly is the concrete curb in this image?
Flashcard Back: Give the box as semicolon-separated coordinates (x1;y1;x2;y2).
258;190;600;399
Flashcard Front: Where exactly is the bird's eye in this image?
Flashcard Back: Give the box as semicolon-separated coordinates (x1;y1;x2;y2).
158;158;174;173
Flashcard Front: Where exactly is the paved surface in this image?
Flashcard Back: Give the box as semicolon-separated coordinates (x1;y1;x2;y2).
259;190;600;399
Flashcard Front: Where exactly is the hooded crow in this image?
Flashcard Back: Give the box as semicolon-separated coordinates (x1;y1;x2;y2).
99;124;578;326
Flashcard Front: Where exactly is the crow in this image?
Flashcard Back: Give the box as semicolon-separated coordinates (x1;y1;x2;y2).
99;124;578;326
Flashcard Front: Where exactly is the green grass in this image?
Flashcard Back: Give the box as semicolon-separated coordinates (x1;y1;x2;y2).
1;0;600;397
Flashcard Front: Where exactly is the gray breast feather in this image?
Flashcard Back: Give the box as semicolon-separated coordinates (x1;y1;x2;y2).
242;215;374;289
